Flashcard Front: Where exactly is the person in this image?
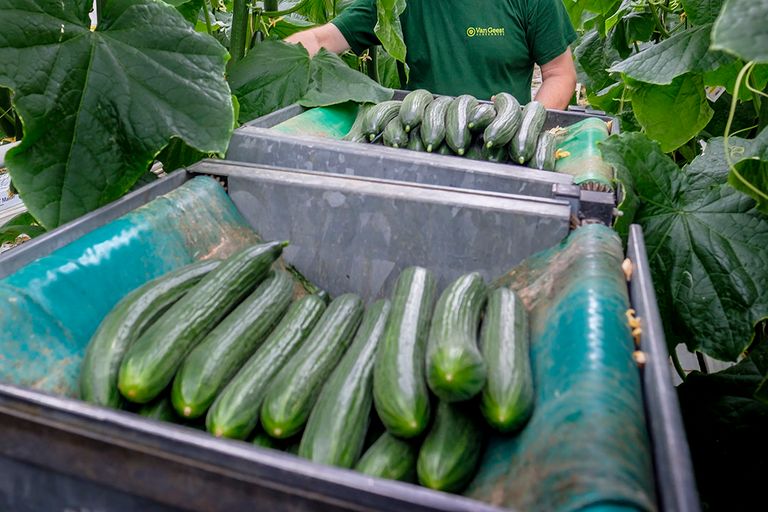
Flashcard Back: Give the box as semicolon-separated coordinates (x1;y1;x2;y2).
285;0;578;110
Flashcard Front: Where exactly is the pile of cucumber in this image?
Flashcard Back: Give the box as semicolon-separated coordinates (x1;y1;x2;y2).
344;89;562;171
80;246;534;495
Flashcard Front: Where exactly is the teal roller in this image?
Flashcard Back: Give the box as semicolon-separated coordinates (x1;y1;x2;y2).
0;177;260;397
465;224;656;512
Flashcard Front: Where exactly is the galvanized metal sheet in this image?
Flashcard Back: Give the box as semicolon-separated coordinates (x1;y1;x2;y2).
194;160;571;300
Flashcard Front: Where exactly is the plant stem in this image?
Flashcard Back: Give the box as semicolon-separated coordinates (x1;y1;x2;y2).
202;0;214;35
95;0;106;26
230;0;250;65
366;48;379;83
649;1;670;38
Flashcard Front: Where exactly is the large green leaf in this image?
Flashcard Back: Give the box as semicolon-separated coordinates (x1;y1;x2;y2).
165;0;204;24
729;126;768;214
711;0;768;63
229;40;393;123
0;0;233;229
610;24;731;85
376;46;401;90
678;356;768;510
575;29;621;92
375;0;407;71
630;74;714;152
601;132;768;361
228;40;311;123
681;0;725;25
269;16;316;40
299;48;393;107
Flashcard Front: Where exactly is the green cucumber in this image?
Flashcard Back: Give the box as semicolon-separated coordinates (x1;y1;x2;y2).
483;93;521;149
171;271;294;419
343;103;374;143
444;95;478;156
355;432;418;482
426;272;487;402
373;267;436;438
420;96;452;152
80;260;221;408
138;395;179;423
481;141;507;163
285;439;302;455
417;401;484;493
363;101;402;141
252;429;280;449
480;288;534;432
406;126;426;152
118;241;285;404
206;294;327;439
464;136;485;161
299;299;391;468
436;143;454;156
399;89;433;132
528;130;558;171
261;294;364;439
509;101;547;164
383;117;409;149
468;103;496;132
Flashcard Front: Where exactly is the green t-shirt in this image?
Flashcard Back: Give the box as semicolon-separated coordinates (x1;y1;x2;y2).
332;0;577;101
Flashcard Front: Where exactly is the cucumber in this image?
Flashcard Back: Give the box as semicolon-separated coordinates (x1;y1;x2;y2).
481;141;507;163
373;267;436;438
399;89;433;132
355;432;418;482
528;130;558;171
480;288;534;432
362;101;402;141
252;429;280;449
383;117;409;149
444;95;478;156
171;271;294;419
343;103;374;143
406;126;426;152
420;96;452;152
509;101;547;164
138;395;179;423
467;103;496;132
118;241;285;404
425;272;487;402
80;260;221;408
416;401;484;493
483;93;521;149
436;143;454;156
299;299;391;468
464;136;485;161
206;294;327;439
260;294;364;439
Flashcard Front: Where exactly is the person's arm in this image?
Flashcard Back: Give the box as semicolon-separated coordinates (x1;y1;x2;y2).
534;48;577;110
284;23;351;57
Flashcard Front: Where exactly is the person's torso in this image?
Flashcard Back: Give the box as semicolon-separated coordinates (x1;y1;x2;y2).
401;0;534;101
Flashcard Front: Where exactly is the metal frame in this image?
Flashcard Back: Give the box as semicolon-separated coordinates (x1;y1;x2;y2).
235;94;618;225
0;173;699;511
627;225;701;512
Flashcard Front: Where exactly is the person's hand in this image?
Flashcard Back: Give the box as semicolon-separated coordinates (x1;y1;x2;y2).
285;23;351;57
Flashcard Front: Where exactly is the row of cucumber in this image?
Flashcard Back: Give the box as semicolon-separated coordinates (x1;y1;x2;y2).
343;89;566;171
79;244;533;494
